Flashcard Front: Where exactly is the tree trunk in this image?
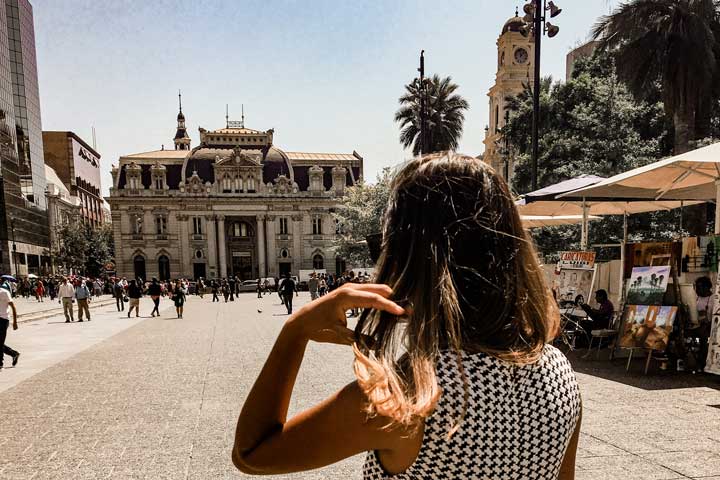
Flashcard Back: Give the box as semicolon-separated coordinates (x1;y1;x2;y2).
674;105;705;234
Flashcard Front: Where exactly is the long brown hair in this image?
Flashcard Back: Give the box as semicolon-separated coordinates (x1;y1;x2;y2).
353;152;558;429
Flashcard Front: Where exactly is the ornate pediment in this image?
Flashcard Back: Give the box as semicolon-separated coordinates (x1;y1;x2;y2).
215;147;262;167
182;170;210;195
269;174;299;194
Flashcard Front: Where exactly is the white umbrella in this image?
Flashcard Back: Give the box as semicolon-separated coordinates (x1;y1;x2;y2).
559;142;720;232
521;215;601;229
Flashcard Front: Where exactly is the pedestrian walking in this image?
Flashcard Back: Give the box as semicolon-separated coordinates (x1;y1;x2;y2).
222;281;230;302
308;273;319;301
114;278;126;312
127;279;142;317
48;278;57;301
58;277;75;323
75;279;92;322
197;278;205;298
211;281;219;302
0;283;19;371
148;278;162;317
279;274;297;314
232;153;581;479
172;280;186;318
35;279;44;302
229;277;236;301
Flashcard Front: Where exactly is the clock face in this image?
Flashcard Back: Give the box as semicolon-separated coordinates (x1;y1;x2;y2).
514;48;529;64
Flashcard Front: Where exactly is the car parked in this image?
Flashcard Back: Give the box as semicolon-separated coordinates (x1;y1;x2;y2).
237;279;260;293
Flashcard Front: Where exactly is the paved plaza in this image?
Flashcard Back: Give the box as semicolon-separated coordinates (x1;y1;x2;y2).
0;293;719;479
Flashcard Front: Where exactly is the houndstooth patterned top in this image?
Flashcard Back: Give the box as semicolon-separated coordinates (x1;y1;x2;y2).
363;345;581;479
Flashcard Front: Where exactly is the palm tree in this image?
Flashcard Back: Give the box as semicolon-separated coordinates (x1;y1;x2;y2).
593;0;720;153
395;74;469;155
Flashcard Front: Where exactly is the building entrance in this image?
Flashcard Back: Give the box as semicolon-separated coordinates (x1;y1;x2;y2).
279;262;291;277
231;252;253;280
193;263;206;280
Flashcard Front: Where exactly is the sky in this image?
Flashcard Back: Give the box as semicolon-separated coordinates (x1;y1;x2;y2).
33;0;619;196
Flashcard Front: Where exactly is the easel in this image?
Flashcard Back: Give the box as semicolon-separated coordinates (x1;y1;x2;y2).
623;256;684;374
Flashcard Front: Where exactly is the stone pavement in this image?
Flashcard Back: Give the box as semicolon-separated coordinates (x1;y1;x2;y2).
0;292;718;479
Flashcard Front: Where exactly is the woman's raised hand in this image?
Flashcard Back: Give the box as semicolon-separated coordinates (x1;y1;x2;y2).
287;283;405;345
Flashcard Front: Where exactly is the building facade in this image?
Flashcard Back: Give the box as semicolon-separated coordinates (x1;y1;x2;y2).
45;163;80;260
107;107;363;282
566;40;599;81
482;12;535;183
0;0;49;277
43;131;104;227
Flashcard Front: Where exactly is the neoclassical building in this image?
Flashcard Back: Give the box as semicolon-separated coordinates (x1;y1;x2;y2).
107;103;362;281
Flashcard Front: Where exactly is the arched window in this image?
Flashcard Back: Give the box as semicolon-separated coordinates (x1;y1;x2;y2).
235;176;242;193
133;255;146;281
247;176;255;192
158;255;170;281
222;174;232;193
313;254;324;270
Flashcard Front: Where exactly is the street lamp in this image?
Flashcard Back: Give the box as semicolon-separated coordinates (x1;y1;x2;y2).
521;0;562;191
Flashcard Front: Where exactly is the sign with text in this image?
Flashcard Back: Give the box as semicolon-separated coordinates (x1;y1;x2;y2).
557;251;596;270
71;137;101;191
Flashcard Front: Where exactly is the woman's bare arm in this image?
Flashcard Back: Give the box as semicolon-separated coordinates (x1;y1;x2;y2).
558;407;582;480
232;284;407;474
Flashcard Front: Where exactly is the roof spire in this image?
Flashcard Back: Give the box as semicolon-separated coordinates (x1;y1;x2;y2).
178;90;183;114
226;104;229;128
241;104;245;128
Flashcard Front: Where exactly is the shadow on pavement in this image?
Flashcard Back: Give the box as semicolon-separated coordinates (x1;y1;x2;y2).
565;347;720;391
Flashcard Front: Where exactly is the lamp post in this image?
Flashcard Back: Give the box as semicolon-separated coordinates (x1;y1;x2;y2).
522;0;562;191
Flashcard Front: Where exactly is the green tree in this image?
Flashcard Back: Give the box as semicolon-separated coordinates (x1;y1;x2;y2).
504;51;684;253
395;74;469;155
592;0;720;153
333;168;393;267
53;222;114;277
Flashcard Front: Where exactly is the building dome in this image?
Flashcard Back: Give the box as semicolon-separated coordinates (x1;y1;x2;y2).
262;146;294;184
501;15;524;34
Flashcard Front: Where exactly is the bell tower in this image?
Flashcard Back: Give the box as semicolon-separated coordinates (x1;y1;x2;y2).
483;10;535;182
174;91;191;150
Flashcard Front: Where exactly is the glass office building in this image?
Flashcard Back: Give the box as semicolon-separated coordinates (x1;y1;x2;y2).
0;0;49;276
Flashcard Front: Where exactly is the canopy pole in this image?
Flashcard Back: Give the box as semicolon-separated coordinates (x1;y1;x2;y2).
715;180;720;234
620;211;628;305
581;198;589;250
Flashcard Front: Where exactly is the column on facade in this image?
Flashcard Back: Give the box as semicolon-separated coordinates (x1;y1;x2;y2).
265;215;276;277
292;214;303;273
217;215;227;278
177;214;189;277
112;211;123;277
206;214;217;279
256;214;266;278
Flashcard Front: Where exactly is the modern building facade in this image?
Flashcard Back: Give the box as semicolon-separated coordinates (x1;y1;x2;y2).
43;131;104;227
107;106;363;282
482;12;535;183
0;0;49;277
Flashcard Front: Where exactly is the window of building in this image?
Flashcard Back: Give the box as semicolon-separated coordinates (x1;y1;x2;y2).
155;215;167;235
313;254;324;270
232;222;249;238
279;217;288;235
312;216;323;235
222;174;232;193
235;176;243;193
247;176;255;192
192;217;202;235
280;248;289;259
154;176;164;189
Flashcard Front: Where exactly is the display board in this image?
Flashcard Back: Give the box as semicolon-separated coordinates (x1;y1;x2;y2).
707;267;720;375
626;266;670;305
555;267;596;309
619;305;678;351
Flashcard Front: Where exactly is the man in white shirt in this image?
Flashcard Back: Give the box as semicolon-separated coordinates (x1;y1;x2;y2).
0;285;19;370
58;277;76;323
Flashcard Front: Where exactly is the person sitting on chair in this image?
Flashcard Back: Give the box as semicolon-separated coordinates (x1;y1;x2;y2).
580;289;614;330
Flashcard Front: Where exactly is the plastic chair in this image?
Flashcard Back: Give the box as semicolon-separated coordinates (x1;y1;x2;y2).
584;311;621;360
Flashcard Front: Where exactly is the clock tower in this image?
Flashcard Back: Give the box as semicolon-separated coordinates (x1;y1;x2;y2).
482;11;535;182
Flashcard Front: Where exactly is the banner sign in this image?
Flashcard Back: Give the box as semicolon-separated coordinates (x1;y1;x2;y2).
557;251;596;270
